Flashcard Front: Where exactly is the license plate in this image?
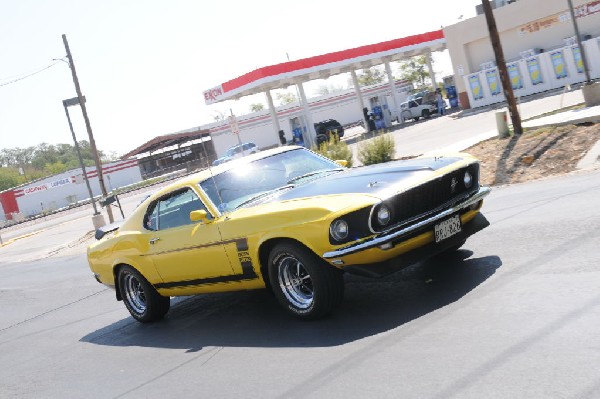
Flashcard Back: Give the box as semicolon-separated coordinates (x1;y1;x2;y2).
434;215;462;243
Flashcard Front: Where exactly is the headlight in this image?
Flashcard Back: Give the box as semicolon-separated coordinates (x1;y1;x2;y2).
330;219;349;241
376;204;391;226
464;171;473;188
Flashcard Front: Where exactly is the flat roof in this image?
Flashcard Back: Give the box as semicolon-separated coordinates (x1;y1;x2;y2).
203;30;445;104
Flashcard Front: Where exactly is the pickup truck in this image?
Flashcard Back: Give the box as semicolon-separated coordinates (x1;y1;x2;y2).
399;98;436;122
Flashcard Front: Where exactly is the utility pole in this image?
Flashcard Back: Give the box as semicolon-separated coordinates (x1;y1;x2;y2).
481;0;523;135
62;34;114;223
567;0;591;84
63;97;100;216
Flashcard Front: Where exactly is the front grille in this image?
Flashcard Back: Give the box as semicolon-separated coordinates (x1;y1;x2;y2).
371;163;479;232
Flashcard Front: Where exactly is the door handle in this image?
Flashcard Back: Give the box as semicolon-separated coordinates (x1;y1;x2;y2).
149;238;160;245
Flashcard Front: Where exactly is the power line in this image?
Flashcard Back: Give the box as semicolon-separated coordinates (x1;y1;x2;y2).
0;59;64;87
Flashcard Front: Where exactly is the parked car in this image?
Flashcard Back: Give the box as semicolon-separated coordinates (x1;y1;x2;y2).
88;146;491;322
314;119;345;145
212;142;258;165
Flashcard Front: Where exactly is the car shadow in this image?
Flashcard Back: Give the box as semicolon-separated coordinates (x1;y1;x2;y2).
81;251;501;350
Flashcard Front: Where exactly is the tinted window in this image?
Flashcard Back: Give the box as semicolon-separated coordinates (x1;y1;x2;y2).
144;188;211;231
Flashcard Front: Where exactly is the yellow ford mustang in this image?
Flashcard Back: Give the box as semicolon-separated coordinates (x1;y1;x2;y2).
88;146;490;322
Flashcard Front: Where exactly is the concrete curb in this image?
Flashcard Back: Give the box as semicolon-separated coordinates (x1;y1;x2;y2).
577;139;600;169
522;104;600;129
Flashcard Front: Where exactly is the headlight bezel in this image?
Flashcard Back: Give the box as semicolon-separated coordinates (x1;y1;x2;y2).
329;219;349;242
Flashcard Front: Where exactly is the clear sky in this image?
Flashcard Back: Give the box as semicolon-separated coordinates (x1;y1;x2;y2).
0;0;480;156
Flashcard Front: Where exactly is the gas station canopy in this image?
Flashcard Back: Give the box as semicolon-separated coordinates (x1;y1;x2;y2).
203;30;445;105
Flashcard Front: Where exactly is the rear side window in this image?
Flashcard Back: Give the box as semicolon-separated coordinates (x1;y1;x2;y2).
144;188;211;231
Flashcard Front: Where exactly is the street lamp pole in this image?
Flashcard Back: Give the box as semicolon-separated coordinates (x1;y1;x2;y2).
63;97;101;219
62;34;114;223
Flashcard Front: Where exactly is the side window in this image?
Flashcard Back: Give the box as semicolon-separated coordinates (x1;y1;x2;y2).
144;188;212;231
144;202;159;231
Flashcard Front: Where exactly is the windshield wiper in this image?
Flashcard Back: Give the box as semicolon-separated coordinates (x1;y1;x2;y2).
286;168;344;184
234;185;295;209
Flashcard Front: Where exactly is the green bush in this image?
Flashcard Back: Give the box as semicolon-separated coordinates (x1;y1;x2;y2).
358;133;396;165
312;135;353;168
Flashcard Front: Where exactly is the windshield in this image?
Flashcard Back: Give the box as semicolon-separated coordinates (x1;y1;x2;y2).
199;148;343;213
224;146;241;157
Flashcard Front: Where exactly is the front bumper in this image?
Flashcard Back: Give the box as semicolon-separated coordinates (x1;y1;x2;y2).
323;186;491;260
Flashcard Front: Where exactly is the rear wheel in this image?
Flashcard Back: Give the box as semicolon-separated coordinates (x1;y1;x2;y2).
268;242;343;319
118;265;170;323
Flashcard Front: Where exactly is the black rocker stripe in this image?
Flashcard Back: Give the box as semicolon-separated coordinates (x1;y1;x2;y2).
154;238;258;289
144;237;245;257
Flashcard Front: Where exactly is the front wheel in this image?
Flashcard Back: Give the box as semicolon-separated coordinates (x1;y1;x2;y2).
118;265;170;323
268;242;343;319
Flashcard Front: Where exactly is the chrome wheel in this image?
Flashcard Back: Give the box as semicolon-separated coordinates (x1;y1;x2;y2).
276;254;314;309
268;242;344;319
118;266;170;323
122;272;147;315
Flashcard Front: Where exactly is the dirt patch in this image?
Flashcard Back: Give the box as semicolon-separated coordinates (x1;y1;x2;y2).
464;123;600;186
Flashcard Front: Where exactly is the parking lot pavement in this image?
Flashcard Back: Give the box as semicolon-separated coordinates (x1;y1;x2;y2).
345;88;599;165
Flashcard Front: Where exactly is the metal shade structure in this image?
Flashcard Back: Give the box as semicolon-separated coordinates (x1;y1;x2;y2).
121;129;211;159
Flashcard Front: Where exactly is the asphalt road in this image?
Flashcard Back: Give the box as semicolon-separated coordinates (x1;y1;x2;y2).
1;88;598;398
1;166;599;398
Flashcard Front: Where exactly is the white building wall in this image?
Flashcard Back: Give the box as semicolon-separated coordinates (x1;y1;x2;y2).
444;0;600;108
13;159;142;217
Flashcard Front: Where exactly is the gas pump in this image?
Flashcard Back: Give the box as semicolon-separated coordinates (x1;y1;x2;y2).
443;75;459;108
289;117;306;147
369;97;387;130
446;86;458;108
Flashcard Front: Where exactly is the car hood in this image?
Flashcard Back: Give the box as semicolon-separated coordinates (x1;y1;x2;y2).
277;156;463;201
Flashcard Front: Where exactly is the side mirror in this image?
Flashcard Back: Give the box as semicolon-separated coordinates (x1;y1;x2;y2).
190;209;212;224
335;160;348;167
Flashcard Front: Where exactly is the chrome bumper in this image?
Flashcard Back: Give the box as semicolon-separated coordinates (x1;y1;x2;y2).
323;186;491;259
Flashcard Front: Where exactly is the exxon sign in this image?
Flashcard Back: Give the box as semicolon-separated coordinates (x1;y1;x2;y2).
203;85;224;105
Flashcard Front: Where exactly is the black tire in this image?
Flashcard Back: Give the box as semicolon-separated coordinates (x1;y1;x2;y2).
413;116;420;122
118;265;170;323
422;109;431;119
268;242;343;320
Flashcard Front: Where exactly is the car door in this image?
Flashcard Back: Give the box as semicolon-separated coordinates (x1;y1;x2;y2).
143;187;235;289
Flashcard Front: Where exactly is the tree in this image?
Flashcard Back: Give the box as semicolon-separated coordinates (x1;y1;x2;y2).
314;83;345;96
351;68;386;87
250;103;265;112
275;91;297;105
397;55;431;89
0;168;23;191
212;110;227;121
0;140;108;190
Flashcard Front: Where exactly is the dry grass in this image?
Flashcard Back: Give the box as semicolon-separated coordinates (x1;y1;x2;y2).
464;123;600;186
